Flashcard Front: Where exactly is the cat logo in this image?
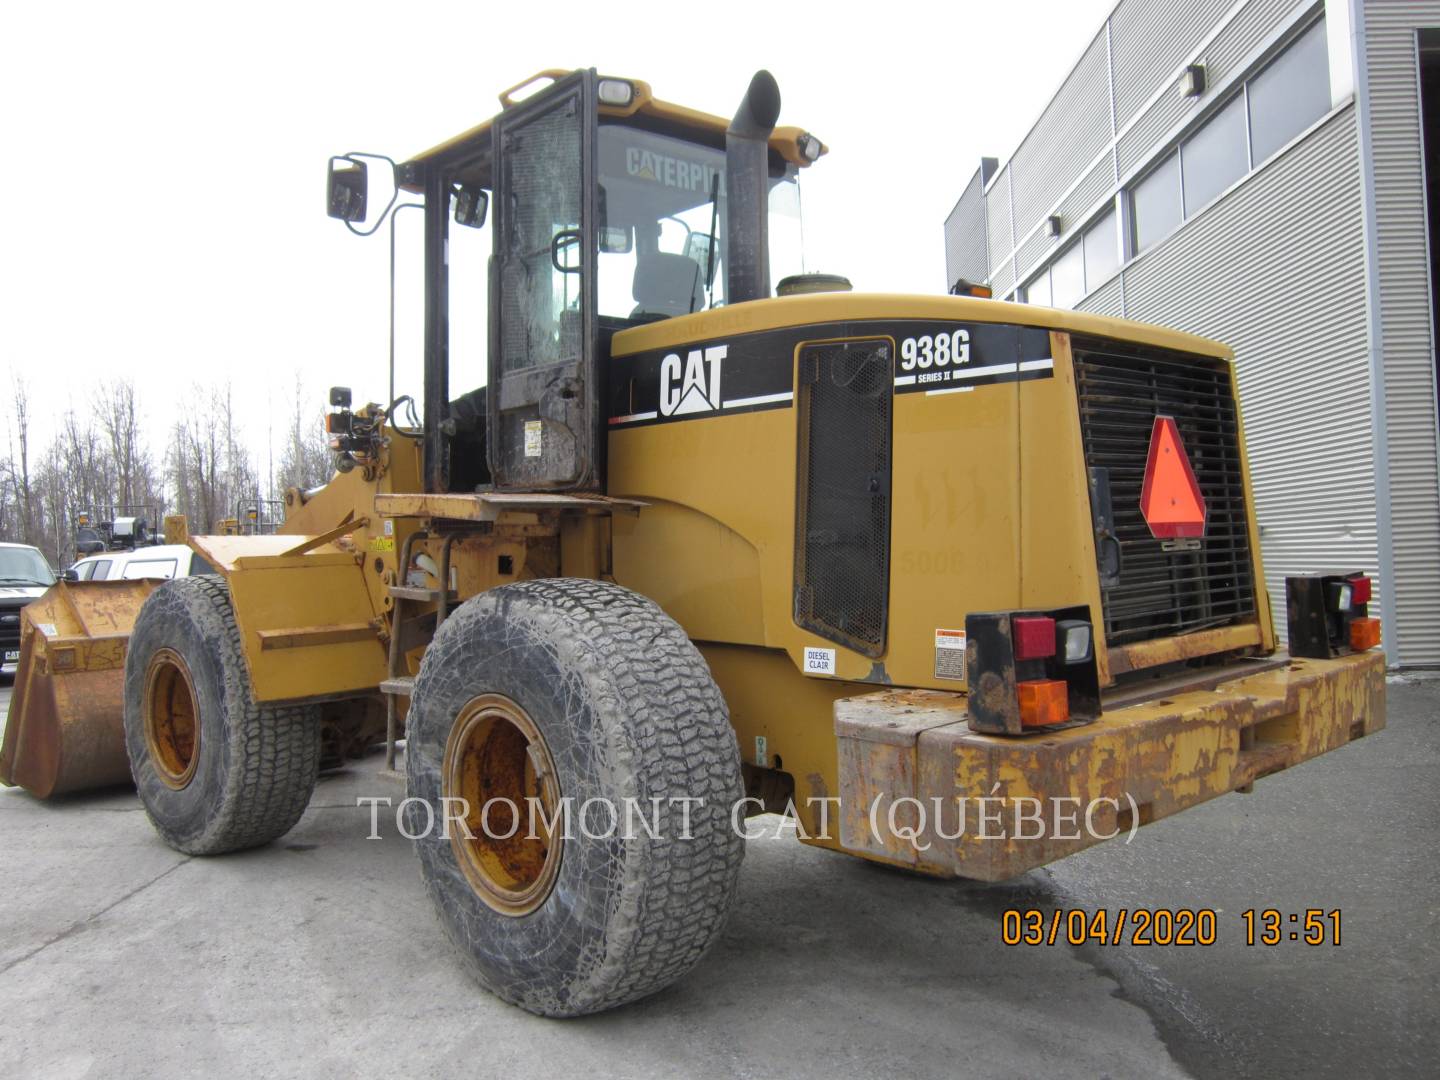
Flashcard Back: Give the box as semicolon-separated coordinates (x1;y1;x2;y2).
660;345;726;416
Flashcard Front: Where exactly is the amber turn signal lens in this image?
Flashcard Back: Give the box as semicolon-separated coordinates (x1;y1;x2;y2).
1349;617;1381;651
1018;679;1069;727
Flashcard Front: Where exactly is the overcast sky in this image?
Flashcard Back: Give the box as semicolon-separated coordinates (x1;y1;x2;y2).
1;0;1116;461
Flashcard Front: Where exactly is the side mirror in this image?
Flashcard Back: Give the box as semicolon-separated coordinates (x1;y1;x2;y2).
599;226;632;254
61;568;78;582
453;184;489;229
329;386;353;408
327;157;368;222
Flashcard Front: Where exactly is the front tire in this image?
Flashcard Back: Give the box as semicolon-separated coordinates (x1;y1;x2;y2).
124;576;321;854
406;578;744;1016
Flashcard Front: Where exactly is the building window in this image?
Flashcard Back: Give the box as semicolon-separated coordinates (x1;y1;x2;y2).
1181;93;1248;215
1248;18;1331;165
1083;208;1119;290
1022;266;1051;307
1127;16;1329;257
1050;240;1086;308
1019;207;1119;308
1132;152;1182;254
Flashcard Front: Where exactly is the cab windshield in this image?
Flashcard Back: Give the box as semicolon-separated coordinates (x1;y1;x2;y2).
0;546;55;586
596;124;804;321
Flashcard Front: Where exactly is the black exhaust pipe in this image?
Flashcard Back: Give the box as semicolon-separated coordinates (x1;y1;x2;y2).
726;70;781;305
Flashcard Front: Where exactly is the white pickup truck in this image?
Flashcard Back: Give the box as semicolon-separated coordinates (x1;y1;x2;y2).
67;544;217;583
0;542;56;675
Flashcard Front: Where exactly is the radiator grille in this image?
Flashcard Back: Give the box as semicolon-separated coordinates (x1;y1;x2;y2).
0;604;22;655
1073;337;1257;646
793;339;893;657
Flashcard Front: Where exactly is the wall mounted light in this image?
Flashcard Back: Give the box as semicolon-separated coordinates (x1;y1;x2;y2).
1181;63;1207;98
1045;215;1062;238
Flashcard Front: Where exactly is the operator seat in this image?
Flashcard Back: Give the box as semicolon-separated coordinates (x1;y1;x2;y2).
632;252;704;318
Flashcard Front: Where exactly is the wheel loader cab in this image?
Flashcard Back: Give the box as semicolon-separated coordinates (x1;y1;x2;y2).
375;68;819;496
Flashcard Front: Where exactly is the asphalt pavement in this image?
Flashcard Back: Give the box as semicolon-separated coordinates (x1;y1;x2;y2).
0;676;1435;1080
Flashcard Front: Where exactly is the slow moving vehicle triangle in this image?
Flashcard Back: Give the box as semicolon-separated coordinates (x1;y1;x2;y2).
1140;415;1207;539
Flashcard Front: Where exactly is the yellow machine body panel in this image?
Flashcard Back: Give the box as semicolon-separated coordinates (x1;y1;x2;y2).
189;534;387;704
181;437;425;704
602;291;1284;844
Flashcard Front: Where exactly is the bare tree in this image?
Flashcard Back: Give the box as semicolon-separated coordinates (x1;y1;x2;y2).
0;376;36;545
96;378;142;508
278;374;333;497
167;382;259;533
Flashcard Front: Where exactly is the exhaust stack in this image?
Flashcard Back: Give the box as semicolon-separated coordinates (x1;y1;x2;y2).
726;70;781;305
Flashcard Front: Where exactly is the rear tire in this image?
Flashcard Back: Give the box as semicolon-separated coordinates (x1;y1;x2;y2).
406;578;744;1016
124;576;320;854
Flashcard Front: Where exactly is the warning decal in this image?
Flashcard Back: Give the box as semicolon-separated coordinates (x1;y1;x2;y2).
935;629;966;681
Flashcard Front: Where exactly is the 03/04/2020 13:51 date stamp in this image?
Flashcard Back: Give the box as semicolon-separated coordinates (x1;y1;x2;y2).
1001;907;1342;947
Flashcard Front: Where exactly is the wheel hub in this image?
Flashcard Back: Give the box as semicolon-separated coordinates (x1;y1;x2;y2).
442;693;562;916
143;648;200;790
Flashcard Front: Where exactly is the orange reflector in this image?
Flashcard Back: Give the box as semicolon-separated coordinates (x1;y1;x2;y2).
1349;617;1381;651
1140;416;1207;539
1018;679;1069;728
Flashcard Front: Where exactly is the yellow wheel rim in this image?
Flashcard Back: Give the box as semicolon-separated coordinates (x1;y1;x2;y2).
143;648;201;790
442;693;562;916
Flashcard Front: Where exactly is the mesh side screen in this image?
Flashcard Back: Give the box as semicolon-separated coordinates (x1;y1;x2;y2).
793;339;893;657
500;96;582;376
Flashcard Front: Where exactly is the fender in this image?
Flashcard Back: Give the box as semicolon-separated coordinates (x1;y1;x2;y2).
189;529;387;703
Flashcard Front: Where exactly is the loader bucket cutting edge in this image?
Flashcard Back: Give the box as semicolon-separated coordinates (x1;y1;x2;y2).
0;579;160;799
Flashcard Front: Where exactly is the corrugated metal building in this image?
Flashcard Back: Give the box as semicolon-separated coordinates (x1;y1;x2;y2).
945;0;1440;667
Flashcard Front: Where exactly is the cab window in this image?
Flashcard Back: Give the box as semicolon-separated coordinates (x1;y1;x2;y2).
190;551;220;576
596;125;805;323
597;126;726;321
121;559;178;580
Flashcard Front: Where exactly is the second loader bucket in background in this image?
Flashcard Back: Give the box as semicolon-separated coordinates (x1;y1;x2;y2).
0;579;160;799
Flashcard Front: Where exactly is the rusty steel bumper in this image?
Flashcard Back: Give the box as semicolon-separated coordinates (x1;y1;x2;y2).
835;649;1386;881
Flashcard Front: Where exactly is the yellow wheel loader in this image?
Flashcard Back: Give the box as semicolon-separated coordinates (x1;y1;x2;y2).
2;69;1385;1016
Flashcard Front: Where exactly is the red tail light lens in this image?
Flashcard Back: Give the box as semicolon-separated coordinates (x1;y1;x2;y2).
1348;576;1372;605
1013;616;1056;661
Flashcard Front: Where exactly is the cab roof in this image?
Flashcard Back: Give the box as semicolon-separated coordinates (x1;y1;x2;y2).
400;69;825;193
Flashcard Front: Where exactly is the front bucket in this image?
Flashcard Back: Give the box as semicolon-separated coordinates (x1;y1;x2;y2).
0;579;160;798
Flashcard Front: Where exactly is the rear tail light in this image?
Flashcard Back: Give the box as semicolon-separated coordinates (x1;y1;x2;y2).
1012;617;1056;661
1286;572;1381;659
1349;575;1372;605
965;606;1101;735
1349;617;1381;651
1017;679;1069;727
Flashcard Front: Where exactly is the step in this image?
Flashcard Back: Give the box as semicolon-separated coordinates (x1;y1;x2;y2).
387;586;458;603
380;676;415;697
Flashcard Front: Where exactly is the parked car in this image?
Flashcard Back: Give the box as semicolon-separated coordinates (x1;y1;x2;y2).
67;544;217;583
1;542;57;675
